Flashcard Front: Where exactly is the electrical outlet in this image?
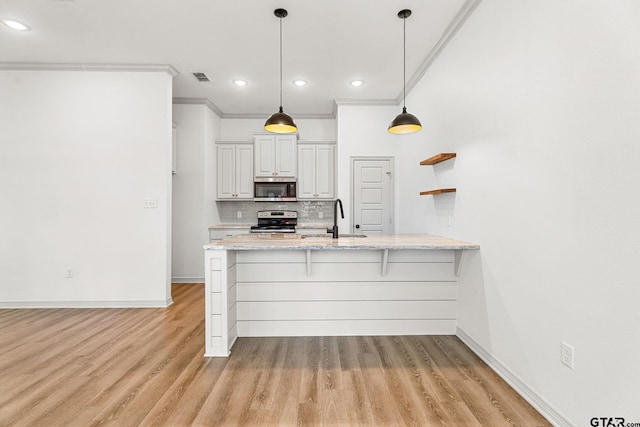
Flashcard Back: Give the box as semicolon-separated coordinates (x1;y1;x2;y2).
237;211;242;219
144;199;158;209
66;268;74;279
318;212;323;219
561;341;574;369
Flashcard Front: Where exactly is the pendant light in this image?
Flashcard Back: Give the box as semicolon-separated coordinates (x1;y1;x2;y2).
388;9;422;134
265;8;298;134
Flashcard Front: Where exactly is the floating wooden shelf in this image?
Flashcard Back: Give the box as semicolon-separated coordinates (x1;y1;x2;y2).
420;153;456;165
420;188;457;196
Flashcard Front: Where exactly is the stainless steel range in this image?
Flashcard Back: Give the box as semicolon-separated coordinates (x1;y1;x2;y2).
250;210;298;233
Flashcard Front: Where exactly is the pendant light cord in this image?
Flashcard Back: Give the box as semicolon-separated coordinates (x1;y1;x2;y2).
402;14;406;110
279;16;283;109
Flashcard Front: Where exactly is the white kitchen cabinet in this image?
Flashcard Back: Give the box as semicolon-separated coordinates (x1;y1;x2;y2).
217;144;254;200
297;144;335;200
254;134;297;177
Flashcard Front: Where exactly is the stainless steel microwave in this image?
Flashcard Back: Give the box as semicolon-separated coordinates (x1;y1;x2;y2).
254;177;297;202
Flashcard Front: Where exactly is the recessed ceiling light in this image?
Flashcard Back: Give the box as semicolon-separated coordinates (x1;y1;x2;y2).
293;80;307;87
350;80;364;87
2;19;30;31
233;79;248;87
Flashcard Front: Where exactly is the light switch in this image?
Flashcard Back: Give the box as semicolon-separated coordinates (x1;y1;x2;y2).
144;199;158;209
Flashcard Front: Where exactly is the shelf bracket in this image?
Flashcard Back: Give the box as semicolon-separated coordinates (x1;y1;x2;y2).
306;249;312;276
454;249;466;277
381;249;389;276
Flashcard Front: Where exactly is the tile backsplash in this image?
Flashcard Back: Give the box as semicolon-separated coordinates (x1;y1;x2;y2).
217;201;334;225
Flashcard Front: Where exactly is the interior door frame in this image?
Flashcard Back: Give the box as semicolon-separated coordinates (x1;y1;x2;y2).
350;156;395;234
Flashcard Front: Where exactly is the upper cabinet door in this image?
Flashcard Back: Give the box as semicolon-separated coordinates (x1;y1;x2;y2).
254;134;297;177
314;145;335;199
217;144;237;199
235;145;254;199
217;144;254;200
254;135;276;177
297;144;335;200
274;135;297;177
297;145;316;199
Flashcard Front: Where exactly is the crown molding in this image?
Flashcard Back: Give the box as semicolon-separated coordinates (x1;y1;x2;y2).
172;99;335;120
332;98;399;117
0;62;179;76
399;0;483;104
172;97;224;117
221;112;335;120
334;99;398;106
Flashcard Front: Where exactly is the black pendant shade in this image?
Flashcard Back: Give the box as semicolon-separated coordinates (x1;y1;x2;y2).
265;8;297;134
388;107;422;134
265;106;297;134
388;9;422;134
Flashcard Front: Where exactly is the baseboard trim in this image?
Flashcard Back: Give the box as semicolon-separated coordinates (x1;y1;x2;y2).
456;327;572;427
0;297;173;309
171;277;205;284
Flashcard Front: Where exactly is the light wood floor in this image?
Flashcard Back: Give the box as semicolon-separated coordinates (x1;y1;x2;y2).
0;284;550;426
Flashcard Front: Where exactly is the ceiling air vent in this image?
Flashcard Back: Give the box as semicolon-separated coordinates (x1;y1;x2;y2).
192;72;210;82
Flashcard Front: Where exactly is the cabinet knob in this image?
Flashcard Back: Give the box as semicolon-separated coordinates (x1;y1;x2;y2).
355;224;360;229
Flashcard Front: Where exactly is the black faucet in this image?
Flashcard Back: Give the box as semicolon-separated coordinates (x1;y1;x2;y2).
328;198;344;238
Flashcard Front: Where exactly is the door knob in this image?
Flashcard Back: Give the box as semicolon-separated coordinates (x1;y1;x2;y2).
355;224;360;229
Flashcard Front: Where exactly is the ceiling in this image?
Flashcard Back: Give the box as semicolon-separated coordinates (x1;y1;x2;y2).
0;0;477;118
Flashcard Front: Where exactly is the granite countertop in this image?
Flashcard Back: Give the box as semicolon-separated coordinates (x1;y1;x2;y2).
296;223;332;229
209;224;251;230
204;233;479;251
209;223;332;230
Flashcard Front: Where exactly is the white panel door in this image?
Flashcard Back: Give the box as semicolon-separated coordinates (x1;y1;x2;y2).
352;159;392;234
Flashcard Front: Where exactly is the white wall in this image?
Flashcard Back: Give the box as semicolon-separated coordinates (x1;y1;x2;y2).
171;103;220;282
336;104;454;234
220;118;336;142
403;1;640;424
0;69;173;307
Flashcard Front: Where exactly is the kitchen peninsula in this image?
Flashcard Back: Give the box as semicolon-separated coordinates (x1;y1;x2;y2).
203;234;479;357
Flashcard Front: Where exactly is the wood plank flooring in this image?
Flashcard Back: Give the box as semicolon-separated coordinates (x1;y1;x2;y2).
0;284;550;426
